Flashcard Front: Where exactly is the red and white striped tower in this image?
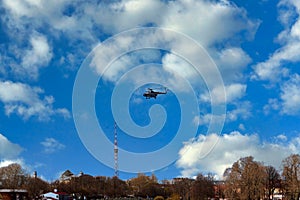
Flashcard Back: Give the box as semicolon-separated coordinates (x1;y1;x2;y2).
114;121;119;177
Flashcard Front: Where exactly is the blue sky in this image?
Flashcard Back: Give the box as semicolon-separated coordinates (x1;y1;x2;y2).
0;0;300;181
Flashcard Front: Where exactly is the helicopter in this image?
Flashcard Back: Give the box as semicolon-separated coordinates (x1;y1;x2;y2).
143;87;167;99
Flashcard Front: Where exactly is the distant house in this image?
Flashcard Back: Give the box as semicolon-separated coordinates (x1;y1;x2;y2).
41;191;69;200
272;188;284;200
0;189;28;200
60;170;74;183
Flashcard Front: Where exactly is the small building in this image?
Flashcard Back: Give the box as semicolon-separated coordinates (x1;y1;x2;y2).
0;189;28;200
272;188;284;200
59;170;74;183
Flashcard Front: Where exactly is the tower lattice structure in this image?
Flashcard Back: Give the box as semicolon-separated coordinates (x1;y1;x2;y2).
114;122;119;177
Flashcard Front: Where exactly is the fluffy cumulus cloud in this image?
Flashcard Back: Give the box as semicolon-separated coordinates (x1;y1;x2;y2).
264;98;280;115
21;33;53;79
218;47;252;69
2;0;74;30
1;0;94;79
177;131;300;179
0;133;23;159
41;138;65;154
0;159;25;168
193;83;249;126
0;0;258;74
264;74;300;115
194;101;251;126
280;74;300;114
0;0;259;126
216;47;252;82
89;0;257;82
0;158;32;174
0;81;70;121
162;53;198;81
253;0;300;82
193;113;226;127
0;32;52;80
0;0;257;121
226;101;252;121
200;83;247;104
81;0;259;45
250;0;300;117
161;0;258;47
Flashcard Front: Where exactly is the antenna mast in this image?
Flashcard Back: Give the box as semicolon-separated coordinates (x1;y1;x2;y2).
114;121;119;177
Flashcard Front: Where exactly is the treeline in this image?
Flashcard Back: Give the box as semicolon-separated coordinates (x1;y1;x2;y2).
223;154;300;200
0;164;214;200
0;154;300;200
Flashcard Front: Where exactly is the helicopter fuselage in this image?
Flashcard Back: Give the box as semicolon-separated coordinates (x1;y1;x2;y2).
143;89;167;99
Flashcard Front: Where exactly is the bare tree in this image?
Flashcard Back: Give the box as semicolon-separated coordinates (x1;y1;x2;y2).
25;176;50;199
265;165;281;200
224;156;267;200
282;154;300;200
171;177;194;200
224;163;241;200
0;163;27;189
190;173;214;200
128;173;162;198
106;176;129;197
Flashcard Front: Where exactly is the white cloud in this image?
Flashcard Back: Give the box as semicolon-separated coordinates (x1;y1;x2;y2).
0;2;256;135
196;83;248;125
263;74;300;115
280;74;300;115
252;0;300;82
177;131;300;179
2;0;98;47
2;0;72;26
2;0;35;18
2;0;257;83
264;98;280;115
216;47;252;82
218;47;252;68
0;81;70;121
252;43;298;82
275;134;287;141
1;0;256;125
194;83;249;127
238;123;246;131
226;101;252;121
1;0;96;79
1;0;95;45
278;0;300;26
97;49;162;83
162;53;198;81
194;100;251;127
91;0;166;34
20;33;52;79
80;0;259;47
161;0;259;47
0;159;25;168
41;138;65;154
0;158;33;175
200;83;247;104
1;32;53;80
193;114;212;126
0;133;23;159
66;2;255;137
225;84;247;102
193;113;227;127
